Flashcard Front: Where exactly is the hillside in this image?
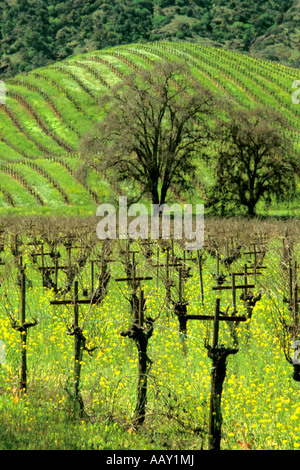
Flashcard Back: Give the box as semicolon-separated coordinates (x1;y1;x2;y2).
0;41;299;216
0;0;299;78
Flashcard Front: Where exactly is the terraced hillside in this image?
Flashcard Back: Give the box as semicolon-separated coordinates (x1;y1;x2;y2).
0;41;299;216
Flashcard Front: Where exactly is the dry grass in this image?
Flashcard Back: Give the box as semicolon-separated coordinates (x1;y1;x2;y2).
1;214;298;249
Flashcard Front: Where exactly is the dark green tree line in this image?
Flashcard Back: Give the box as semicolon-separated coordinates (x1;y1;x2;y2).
0;0;298;78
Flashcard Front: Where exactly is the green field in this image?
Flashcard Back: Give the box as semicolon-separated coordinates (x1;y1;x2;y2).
0;41;299;217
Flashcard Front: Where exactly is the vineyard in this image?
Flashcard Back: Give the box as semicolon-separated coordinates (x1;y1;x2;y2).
0;216;299;450
0;39;299;451
0;41;299;216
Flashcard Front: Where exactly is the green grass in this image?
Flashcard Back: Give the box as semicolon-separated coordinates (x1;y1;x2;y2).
9;85;78;150
0;41;299;217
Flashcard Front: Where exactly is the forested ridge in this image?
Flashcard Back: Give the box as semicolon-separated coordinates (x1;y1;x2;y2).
0;0;299;78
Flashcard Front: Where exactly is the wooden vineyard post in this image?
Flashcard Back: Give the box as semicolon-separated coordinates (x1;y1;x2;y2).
293;264;299;333
156;246;159;288
153;246;182;307
213;252;227;286
206;298;238;451
178;296;246;449
20;266;27;393
72;280;82;415
197;250;206;306
245;243;258;272
173;267;189;346
50;280;98;417
173;300;189;343
90;259;95;293
10;233;23;260
120;285;156;428
244;243;267;278
164;247;172;306
158;247;192;335
116;253;156;427
243;263;248;301
212;275;256;346
116;248;152;321
289;256;293;312
285;252;296;315
166;257;250;448
175;249;194;296
292;282;300;381
54;250;59;290
11;259;38;394
236;264;263;320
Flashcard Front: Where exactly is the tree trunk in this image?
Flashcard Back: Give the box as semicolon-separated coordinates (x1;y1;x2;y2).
134;340;150;426
160;182;169;207
120;320;154;428
151;184;160;206
207;345;238;450
247;200;256;217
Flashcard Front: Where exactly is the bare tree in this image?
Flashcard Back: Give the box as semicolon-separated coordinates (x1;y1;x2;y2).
79;61;215;206
207;105;299;216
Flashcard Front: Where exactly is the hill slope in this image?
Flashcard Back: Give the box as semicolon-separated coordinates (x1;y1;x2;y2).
0;41;299;216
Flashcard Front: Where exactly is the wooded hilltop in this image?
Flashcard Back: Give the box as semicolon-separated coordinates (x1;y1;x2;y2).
0;0;299;78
